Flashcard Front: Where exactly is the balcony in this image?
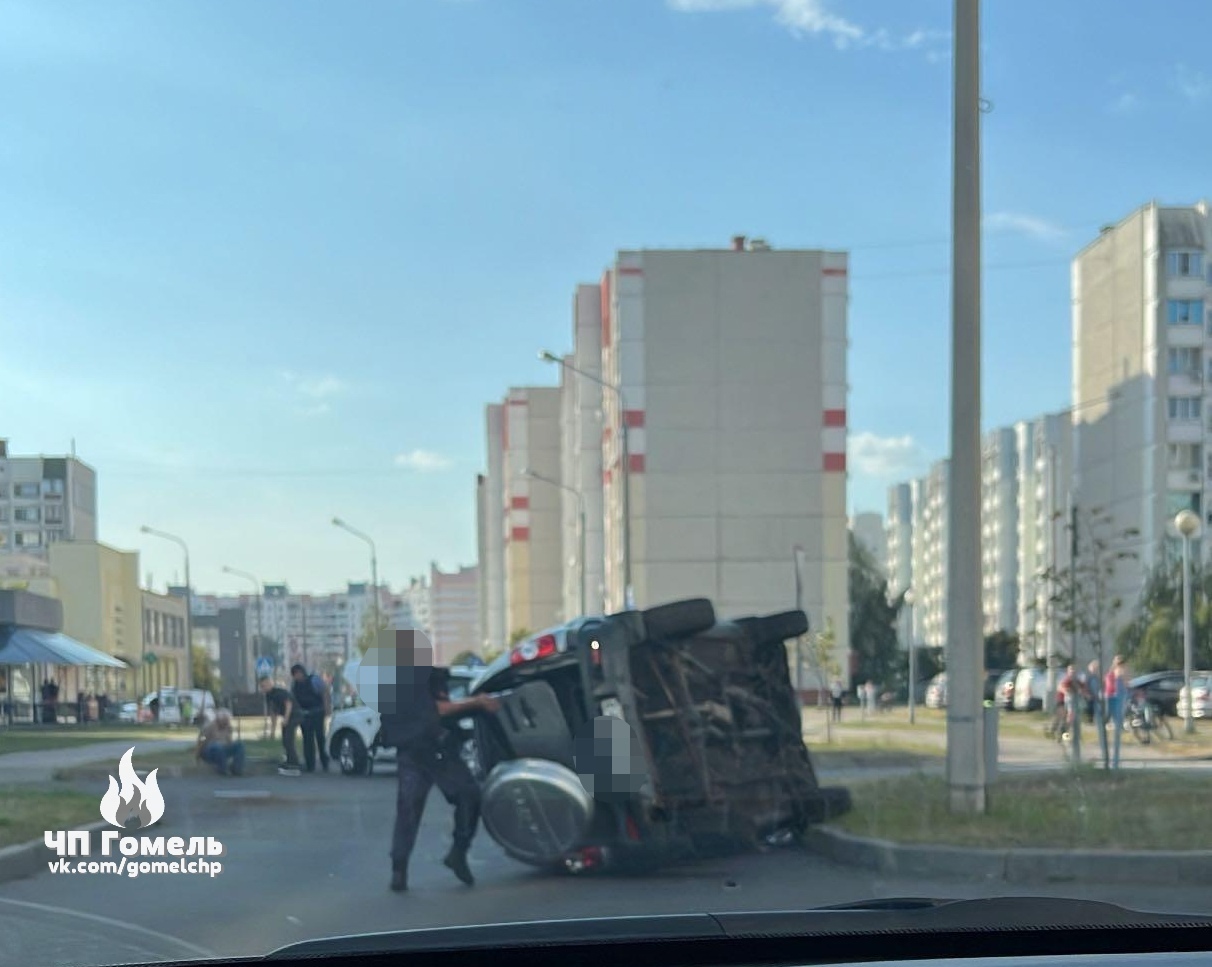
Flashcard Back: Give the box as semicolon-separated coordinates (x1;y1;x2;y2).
1169;371;1204;396
1169;420;1204;444
1168;468;1204;492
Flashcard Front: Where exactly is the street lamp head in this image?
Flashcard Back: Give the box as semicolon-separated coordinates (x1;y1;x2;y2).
1176;509;1202;538
903;588;915;606
332;517;344;528
139;525;152;534
538;350;560;364
221;566;233;574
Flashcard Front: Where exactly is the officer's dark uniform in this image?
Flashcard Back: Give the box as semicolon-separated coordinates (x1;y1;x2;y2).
380;667;481;891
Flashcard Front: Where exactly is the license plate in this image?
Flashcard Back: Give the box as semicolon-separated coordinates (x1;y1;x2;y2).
600;697;624;719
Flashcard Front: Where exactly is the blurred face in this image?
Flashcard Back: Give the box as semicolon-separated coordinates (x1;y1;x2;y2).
258;679;272;694
291;668;305;682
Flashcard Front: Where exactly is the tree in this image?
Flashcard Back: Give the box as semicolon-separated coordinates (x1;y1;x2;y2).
355;609;392;656
847;534;903;688
1032;506;1141;670
1118;557;1212;673
191;645;218;691
805;618;841;741
984;630;1020;670
450;650;483;667
508;628;532;646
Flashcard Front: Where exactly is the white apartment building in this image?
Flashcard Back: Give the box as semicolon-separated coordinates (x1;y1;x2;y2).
1016;412;1073;661
429;562;479;664
910;462;949;648
981;427;1019;634
0;442;96;556
1073;201;1212;647
885;484;913;598
850;513;886;574
592;238;850;674
478;406;506;654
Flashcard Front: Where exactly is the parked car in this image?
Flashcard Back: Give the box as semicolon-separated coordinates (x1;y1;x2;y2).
1129;670;1185;717
1176;672;1212;719
467;598;851;873
1012;667;1047;711
994;669;1017;710
327;664;479;776
924;673;947;709
141;688;218;725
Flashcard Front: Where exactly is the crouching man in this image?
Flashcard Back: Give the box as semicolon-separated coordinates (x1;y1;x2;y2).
197;709;247;776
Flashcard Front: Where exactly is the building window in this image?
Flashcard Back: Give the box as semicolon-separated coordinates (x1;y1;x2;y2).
41;479;64;499
44;505;63;523
13;506;39;523
14;531;41;548
1169;347;1202;375
1167;299;1204;325
0;532;7;547
45;530;63;544
1168;251;1205;278
13;482;39;499
1168;491;1202;517
1169;443;1202;469
1168;396;1202;421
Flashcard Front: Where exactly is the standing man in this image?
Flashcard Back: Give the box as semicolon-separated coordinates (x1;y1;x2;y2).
259;676;300;776
378;651;499;893
290;663;331;773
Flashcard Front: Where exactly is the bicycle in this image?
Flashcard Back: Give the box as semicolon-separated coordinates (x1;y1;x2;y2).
1127;698;1174;744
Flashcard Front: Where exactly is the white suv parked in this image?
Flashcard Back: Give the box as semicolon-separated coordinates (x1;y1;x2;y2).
327;665;479;776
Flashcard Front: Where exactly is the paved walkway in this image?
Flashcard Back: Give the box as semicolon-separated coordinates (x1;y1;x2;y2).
0;739;195;786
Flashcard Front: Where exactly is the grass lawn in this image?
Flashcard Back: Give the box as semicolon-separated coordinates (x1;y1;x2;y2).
835;769;1212;850
0;787;98;849
812;747;942;771
807;735;946;760
0;726;192;756
52;737;286;781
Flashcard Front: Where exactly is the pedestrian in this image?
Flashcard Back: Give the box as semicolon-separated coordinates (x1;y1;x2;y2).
380;657;500;893
1085;660;1103;729
290;664;331;773
830;679;844;722
259;676;300;776
196;709;247;776
1104;654;1129;769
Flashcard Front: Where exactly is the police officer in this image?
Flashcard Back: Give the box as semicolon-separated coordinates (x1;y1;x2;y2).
380;661;499;893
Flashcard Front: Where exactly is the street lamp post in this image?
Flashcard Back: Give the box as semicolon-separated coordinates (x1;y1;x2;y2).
523;468;586;617
1176;509;1202;735
903;589;917;724
141;525;193;688
222;564;263;665
540;349;633;610
332;518;379;659
792;545;807;697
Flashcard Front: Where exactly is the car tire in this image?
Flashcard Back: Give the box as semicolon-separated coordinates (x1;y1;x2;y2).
641;598;716;640
332;730;369;776
739;610;809;645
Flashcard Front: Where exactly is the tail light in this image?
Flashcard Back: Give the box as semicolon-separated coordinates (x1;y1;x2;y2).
509;633;559;666
625;815;641;842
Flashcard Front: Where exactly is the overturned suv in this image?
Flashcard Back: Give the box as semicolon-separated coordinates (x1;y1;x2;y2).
468;598;851;873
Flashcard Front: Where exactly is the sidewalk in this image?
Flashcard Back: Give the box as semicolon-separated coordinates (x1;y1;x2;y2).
0;738;195;786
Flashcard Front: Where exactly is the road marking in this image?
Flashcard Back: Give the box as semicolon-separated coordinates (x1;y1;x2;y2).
213;789;273;799
0;897;215;959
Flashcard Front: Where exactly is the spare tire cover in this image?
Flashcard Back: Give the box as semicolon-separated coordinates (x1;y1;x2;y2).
480;758;594;865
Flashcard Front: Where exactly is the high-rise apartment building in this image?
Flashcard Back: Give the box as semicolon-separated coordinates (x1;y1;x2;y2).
885;484;913;599
981;427;1019;634
0;441;96;556
909;461;949;648
850;513;886;574
1073;201;1212;642
429;562;479;664
479;406;506;654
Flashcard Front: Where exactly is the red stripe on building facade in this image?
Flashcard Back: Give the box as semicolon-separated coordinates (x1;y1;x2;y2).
511;527;530;542
623;409;645;428
510;496;529;509
628;454;645;473
823;408;846;427
822;267;847;277
618;266;643;276
823;453;847;472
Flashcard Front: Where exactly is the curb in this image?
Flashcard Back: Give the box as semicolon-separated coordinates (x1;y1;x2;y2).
804;826;1212;885
0;821;108;886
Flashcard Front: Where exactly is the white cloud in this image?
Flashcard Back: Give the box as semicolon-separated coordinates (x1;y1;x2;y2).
848;432;928;479
984;210;1067;242
1107;90;1140;114
667;0;946;53
1175;64;1212;103
394;449;453;472
281;371;346;400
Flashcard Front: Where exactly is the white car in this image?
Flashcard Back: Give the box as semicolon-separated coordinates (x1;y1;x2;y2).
327;664;479;776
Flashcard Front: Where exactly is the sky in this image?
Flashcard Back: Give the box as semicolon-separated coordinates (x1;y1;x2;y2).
2;0;1210;595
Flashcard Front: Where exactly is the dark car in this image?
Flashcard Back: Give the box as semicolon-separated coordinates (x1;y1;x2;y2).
467;598;851;874
1128;670;1185;717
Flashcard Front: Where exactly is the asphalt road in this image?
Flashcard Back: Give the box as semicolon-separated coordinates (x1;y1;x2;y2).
3;760;1212;967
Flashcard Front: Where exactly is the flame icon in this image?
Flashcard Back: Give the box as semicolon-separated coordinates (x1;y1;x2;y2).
99;748;165;829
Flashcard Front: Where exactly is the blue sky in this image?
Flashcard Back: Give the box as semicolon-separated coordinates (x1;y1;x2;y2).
1;0;1209;594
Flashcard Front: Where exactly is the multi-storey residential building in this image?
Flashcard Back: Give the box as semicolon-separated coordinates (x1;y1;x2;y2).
590;239;850;676
1016;412;1073;661
140;589;189;695
0;441;96;556
479;406;506;654
910;462;949;648
1072;201;1212;647
885;484;913;598
499;387;563;639
981;427;1019;634
429;562;479;664
850;513;886;574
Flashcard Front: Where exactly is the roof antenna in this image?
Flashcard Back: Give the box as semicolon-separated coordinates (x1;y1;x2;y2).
71;438;77;458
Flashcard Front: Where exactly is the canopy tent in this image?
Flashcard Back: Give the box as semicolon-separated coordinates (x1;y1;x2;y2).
0;627;128;668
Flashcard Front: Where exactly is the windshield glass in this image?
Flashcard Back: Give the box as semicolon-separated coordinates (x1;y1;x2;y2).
5;1;1212;964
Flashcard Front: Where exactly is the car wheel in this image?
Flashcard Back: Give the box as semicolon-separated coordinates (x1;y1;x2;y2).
333;730;369;776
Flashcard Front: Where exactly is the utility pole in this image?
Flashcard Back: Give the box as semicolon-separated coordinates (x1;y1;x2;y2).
1068;499;1082;763
945;0;986;814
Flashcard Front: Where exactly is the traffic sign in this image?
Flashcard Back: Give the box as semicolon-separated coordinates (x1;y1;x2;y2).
255;656;274;679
